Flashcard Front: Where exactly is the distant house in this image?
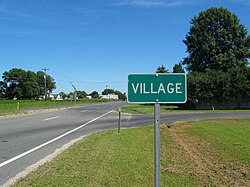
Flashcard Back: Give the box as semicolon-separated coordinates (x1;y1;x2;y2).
48;93;63;100
101;94;119;100
53;94;63;100
86;95;92;99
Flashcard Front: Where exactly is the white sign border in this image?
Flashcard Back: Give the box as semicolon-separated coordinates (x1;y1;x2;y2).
127;73;187;104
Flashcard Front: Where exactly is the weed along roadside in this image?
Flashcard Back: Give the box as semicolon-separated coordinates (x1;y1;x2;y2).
13;119;250;186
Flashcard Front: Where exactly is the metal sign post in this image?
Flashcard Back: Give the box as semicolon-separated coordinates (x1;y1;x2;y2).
127;73;187;187
118;107;121;133
154;102;160;187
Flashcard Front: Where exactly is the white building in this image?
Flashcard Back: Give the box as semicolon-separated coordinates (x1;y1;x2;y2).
86;95;92;99
48;93;63;100
101;94;119;100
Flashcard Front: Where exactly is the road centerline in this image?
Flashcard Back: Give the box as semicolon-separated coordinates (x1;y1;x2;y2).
0;110;114;169
43;116;61;121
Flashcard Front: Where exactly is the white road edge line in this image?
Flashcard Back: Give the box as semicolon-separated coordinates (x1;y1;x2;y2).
43;116;61;121
0;110;114;168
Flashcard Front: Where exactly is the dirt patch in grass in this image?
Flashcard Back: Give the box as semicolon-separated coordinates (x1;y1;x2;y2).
162;121;250;187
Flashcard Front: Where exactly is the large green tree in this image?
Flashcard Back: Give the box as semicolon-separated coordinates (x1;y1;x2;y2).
2;68;56;99
182;7;250;109
183;7;249;72
3;68;29;99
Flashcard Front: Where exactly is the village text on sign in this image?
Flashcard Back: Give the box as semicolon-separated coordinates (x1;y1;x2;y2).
127;73;187;103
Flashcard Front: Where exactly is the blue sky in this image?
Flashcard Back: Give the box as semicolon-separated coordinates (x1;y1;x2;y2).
1;0;250;94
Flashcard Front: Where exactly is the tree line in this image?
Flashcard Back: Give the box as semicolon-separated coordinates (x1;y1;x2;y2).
0;68;127;100
1;7;249;107
158;7;250;109
0;68;56;100
59;89;126;100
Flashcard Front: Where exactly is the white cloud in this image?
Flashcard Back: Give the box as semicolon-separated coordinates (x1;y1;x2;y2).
112;0;195;7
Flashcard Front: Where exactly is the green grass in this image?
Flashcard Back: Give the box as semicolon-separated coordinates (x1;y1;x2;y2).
122;103;250;114
122;104;178;114
14;126;202;187
0;99;116;116
0;100;25;116
14;118;250;186
185;119;250;164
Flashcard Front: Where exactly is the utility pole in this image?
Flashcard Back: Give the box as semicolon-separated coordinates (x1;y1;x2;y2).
106;85;108;95
42;67;49;99
70;82;77;103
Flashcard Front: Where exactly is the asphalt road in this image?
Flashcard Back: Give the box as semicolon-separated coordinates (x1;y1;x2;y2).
0;102;127;186
124;111;250;128
0;102;249;186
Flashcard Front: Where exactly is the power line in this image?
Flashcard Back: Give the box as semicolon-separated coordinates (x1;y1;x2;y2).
49;68;78;81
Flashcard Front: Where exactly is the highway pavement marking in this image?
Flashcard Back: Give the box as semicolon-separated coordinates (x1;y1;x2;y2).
43;116;61;121
0;110;114;169
80;110;87;113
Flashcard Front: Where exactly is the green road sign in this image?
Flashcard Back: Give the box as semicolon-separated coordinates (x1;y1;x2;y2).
128;73;187;103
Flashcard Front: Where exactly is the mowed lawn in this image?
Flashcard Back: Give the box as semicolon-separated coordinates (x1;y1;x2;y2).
14;119;250;187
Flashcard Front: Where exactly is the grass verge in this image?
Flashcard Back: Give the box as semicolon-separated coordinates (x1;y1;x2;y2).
13;119;250;187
